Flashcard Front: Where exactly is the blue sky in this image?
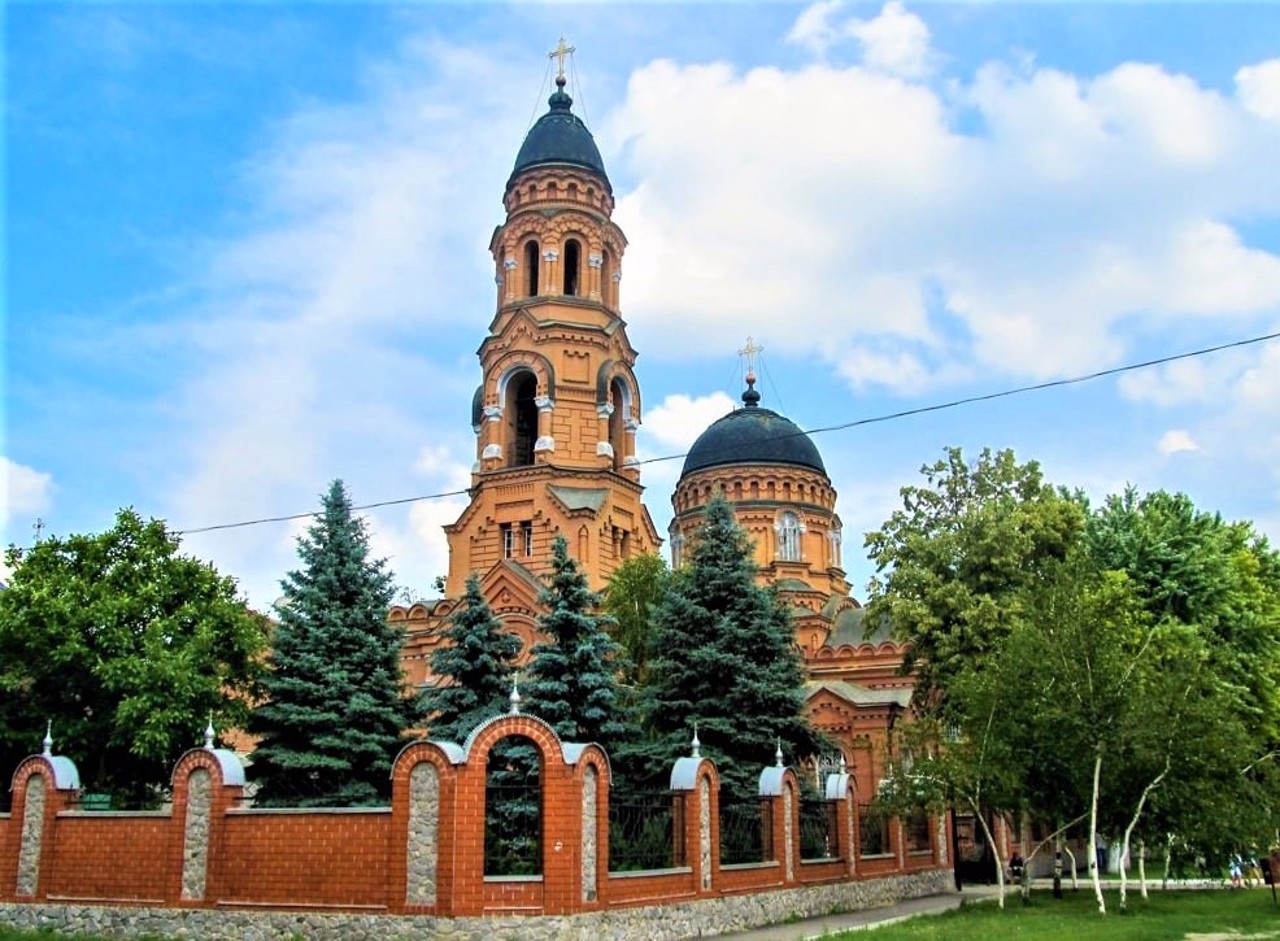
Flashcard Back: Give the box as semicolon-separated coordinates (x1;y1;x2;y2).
6;2;1280;609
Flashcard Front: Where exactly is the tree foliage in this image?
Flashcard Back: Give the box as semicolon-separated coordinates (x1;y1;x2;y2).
864;447;1084;709
421;572;521;743
522;534;628;748
627;495;824;801
247;480;414;807
603;552;669;688
869;447;1280;905
0;509;267;807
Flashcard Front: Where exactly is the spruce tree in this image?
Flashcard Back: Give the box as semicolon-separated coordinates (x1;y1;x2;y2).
629;494;825;802
421;573;521;743
248;480;413;807
523;534;629;748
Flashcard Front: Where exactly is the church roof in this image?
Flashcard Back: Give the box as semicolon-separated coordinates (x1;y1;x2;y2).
806;680;912;710
508;78;611;194
681;378;826;477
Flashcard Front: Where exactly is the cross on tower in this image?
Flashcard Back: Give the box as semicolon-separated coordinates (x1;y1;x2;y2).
548;37;576;82
739;336;763;379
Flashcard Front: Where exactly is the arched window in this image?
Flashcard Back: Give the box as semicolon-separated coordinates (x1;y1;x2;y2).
563;238;581;297
777;511;802;562
608;378;627;470
485;736;542;876
523;240;539;296
507;372;538;467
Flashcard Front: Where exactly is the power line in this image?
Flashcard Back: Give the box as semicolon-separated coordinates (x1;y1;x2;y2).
174;329;1280;535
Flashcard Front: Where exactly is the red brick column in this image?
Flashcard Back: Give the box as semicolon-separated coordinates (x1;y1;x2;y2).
389;740;460;914
670;755;719;896
759;766;800;884
3;753;81;901
165;746;246;906
824;768;856;878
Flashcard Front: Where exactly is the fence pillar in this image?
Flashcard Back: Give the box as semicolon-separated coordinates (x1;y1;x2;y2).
759;764;800;884
3;750;80;901
389;739;462;915
824;769;856;878
670;754;719;895
166;743;246;906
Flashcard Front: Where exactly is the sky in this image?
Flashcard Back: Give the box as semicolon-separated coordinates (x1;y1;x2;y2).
5;2;1280;611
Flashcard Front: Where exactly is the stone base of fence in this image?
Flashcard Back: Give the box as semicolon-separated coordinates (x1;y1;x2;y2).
0;870;953;941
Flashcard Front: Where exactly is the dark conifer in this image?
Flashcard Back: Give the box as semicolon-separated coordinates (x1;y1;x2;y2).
421;572;521;743
629;494;824;801
522;534;629;748
248;480;413;806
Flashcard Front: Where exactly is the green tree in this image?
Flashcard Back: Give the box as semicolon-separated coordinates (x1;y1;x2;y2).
1083;488;1280;868
421;572;521;743
628;495;824;802
247;480;414;807
603;552;669;688
522;534;628;747
0;509;267;808
864;447;1084;710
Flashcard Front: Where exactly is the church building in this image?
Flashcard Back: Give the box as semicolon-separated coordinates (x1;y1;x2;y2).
395;53;910;796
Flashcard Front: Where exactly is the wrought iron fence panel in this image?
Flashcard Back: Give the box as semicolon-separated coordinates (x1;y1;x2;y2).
800;797;838;859
858;802;890;857
609;791;678;872
906;808;931;852
720;798;769;865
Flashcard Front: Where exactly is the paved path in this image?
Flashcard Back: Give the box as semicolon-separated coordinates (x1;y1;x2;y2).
714;885;1003;940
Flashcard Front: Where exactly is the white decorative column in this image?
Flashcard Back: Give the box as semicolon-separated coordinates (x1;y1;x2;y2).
534;395;556;455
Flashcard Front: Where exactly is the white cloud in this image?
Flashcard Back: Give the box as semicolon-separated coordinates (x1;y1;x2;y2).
1158;429;1199;455
641;391;738;452
847;1;933;79
1;458;53;525
785;0;843;58
787;2;933;79
1237;59;1280;122
610;40;1280;393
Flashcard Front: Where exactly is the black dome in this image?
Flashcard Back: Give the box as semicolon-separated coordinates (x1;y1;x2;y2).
681;381;827;477
507;80;610;193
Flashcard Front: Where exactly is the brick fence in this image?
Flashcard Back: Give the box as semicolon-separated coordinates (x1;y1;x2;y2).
0;713;949;924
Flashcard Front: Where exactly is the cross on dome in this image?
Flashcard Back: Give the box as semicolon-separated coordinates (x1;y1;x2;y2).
548;37;576;84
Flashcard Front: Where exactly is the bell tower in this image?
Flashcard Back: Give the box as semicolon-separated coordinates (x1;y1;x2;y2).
442;48;660;595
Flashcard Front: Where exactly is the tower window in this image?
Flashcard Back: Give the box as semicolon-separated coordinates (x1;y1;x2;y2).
501;521;534;558
524;240;539;296
608;378;626;471
778;511;802;562
507;372;538;467
563;238;581;297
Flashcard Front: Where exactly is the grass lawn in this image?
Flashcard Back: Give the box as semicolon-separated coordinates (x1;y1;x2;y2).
830;888;1280;940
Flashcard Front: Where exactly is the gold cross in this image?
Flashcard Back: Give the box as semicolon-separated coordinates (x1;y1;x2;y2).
548;37;576;81
739;336;763;376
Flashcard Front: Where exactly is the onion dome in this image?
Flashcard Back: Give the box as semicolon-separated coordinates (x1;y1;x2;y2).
508;76;611;194
681;376;827;477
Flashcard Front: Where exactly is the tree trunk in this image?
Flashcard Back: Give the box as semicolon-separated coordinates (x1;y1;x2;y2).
1064;844;1079;890
1163;834;1173;890
1139;838;1149;900
970;799;1006;910
1089;750;1106;914
1119;759;1168;911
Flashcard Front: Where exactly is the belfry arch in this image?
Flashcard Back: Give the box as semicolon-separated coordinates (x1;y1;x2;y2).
505;372;539;468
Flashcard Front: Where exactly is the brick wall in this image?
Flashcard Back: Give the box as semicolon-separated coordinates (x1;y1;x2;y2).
219;810;391;907
47;815;170;902
1;718;952;922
